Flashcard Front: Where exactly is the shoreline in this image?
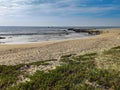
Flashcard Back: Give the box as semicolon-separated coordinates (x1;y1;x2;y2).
0;28;103;44
0;29;104;46
0;28;120;65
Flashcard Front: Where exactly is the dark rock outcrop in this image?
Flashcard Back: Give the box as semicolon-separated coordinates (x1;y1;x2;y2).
0;37;5;39
68;28;101;35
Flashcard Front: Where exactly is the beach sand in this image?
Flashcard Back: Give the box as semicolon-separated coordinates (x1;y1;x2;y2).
0;28;120;65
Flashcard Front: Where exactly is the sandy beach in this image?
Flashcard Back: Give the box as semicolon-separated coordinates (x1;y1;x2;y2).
0;28;120;65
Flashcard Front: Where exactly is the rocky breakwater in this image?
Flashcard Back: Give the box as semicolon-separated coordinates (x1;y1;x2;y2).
68;28;102;35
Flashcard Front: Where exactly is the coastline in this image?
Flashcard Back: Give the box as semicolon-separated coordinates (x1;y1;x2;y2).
0;28;120;65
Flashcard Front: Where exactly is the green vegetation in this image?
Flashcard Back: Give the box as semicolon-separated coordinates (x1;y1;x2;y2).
97;45;120;70
0;64;23;90
29;59;57;66
0;46;120;90
0;60;57;90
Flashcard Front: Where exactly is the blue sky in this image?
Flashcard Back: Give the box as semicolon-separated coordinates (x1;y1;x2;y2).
0;0;120;26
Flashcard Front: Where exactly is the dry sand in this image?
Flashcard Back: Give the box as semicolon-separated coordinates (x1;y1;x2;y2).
0;28;120;65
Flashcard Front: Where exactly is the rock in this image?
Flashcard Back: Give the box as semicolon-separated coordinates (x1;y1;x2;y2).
88;30;101;35
68;28;75;30
0;37;5;39
67;28;101;35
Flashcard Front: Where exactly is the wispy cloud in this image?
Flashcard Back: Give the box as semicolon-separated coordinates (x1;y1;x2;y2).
0;0;120;26
0;0;119;17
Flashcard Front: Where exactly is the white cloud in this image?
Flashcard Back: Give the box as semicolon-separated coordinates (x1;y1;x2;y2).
0;0;119;17
0;0;31;16
0;0;120;26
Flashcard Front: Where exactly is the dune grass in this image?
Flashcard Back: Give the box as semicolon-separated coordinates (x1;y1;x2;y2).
0;46;120;90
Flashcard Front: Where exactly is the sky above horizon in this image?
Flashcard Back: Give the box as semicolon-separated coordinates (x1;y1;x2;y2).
0;0;120;26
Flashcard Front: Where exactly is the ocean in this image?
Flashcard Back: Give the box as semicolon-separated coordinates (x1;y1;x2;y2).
0;26;118;44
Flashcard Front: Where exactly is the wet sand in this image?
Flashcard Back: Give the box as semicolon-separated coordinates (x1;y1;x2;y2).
0;28;120;65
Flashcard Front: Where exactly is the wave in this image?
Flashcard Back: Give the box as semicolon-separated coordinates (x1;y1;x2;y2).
0;31;70;36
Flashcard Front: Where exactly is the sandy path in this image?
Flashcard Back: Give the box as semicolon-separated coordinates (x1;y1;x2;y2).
0;29;120;65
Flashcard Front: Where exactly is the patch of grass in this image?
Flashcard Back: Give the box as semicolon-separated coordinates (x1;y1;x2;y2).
111;46;120;49
73;53;97;62
29;59;57;66
0;59;58;90
0;64;24;90
1;46;120;90
97;46;120;70
8;49;120;90
104;46;120;55
61;54;75;58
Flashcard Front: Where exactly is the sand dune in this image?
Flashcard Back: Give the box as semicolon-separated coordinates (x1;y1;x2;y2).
0;29;120;65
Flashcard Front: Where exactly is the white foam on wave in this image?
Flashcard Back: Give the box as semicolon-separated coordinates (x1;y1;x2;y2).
0;27;94;44
0;32;91;44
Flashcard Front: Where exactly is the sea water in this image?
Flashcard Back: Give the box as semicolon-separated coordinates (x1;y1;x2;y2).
0;26;117;44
